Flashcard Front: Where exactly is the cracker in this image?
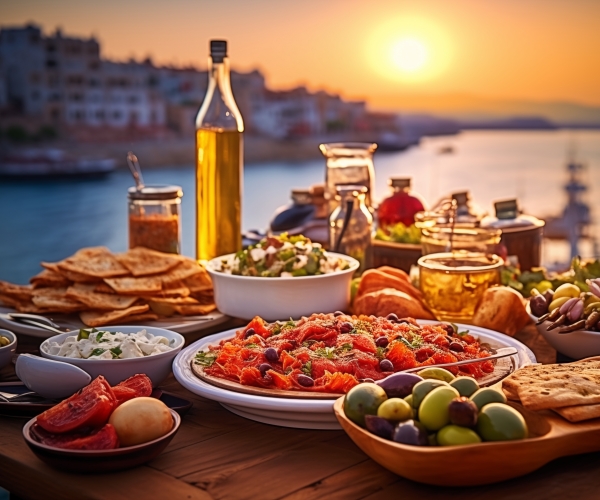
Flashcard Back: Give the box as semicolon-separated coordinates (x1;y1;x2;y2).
103;277;163;295
116;247;182;277
65;284;138;310
57;253;129;279
0;293;26;309
554;404;600;423
161;258;204;284
94;282;117;294
183;270;213;292
41;262;100;283
516;372;600;410
31;294;85;313
79;304;150;327
30;269;71;288
0;281;34;301
172;303;216;316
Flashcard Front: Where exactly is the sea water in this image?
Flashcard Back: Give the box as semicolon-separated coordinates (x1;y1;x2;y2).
0;129;598;284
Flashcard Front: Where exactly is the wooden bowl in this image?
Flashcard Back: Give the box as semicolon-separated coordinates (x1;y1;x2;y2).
372;240;422;273
333;397;600;486
23;409;181;473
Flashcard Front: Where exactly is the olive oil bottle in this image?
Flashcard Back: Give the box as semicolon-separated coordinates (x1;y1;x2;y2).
195;40;244;261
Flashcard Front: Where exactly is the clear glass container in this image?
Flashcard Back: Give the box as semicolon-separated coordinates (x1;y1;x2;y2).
420;225;502;255
329;185;373;274
418;252;503;322
128;184;182;254
195;40;244;261
320;142;376;215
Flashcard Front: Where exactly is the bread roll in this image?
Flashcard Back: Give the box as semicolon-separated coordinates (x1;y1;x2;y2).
353;287;435;320
356;269;423;302
471;286;532;336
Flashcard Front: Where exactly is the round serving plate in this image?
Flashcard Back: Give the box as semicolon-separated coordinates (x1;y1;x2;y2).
172;323;536;430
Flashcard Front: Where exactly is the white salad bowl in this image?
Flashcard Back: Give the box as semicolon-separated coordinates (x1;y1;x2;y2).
527;302;600;360
39;326;185;387
0;329;17;370
206;252;359;321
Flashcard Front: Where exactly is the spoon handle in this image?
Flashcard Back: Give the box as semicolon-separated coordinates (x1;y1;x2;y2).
127;151;145;190
10;318;65;335
400;347;519;373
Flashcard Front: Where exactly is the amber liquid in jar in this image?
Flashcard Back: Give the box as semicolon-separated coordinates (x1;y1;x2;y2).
196;127;242;261
419;254;502;322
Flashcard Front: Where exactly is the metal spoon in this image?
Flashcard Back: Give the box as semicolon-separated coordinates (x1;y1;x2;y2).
127;151;145;190
399;347;519;374
7;314;68;334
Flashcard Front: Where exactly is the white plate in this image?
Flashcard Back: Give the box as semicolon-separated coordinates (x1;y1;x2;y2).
172;322;537;429
0;306;228;338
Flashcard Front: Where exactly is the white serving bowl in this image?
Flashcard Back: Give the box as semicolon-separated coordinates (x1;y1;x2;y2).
16;354;92;399
206;252;359;321
0;329;17;370
527;303;600;360
39;326;184;387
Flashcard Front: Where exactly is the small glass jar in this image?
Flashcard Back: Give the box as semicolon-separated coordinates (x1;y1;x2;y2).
128;184;183;254
378;177;426;229
329;185;373;274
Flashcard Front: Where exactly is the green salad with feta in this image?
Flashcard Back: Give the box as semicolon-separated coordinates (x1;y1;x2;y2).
215;234;350;277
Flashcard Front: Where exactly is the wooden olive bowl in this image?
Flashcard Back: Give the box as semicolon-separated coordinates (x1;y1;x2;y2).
333;397;600;486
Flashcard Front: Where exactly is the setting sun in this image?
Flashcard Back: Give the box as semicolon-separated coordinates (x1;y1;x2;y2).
391;38;429;74
366;16;452;84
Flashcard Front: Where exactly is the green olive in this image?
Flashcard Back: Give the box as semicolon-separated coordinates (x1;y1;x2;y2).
404;394;414;408
437;425;482;446
449;376;480;397
412;379;449;408
0;335;9;347
470;387;507;410
418;386;460;431
477;403;528;441
416;367;456;383
343;383;388;427
377;398;413;422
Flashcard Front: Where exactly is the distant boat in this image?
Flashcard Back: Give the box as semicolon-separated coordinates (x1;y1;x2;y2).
0;149;116;178
542;156;595;258
437;145;455;155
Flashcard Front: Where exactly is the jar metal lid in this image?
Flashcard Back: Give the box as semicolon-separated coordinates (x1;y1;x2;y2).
389;178;411;189
335;184;368;194
128;184;183;200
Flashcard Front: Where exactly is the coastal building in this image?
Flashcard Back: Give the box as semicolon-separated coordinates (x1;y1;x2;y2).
0;23;400;143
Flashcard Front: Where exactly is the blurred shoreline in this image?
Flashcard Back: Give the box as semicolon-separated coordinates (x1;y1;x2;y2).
3;133;406;168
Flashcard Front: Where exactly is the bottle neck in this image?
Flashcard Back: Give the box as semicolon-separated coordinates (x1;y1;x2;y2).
195;56;244;132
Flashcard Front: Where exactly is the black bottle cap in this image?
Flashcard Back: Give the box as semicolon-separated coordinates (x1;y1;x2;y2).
210;40;227;62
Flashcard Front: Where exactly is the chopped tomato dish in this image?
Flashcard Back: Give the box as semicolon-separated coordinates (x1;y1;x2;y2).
196;314;495;394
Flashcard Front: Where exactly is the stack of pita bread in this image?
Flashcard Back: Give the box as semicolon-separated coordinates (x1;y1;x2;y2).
0;246;215;327
502;358;600;422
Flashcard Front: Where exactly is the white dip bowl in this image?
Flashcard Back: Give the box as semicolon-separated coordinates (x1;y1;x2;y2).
206;252;359;321
39;325;184;386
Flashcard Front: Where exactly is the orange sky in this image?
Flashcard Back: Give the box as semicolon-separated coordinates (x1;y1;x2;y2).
3;0;600;110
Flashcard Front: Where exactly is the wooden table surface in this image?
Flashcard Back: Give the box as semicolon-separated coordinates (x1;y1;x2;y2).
2;321;600;500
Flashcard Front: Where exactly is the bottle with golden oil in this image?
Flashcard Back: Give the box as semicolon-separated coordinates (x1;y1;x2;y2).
195;40;244;261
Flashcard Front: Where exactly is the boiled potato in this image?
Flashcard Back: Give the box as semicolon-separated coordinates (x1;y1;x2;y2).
109;397;172;446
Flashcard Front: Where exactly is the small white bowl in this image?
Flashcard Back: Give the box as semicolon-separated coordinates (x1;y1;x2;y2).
16;354;92;399
39;326;184;387
0;329;17;370
206;252;359;321
527;303;600;360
